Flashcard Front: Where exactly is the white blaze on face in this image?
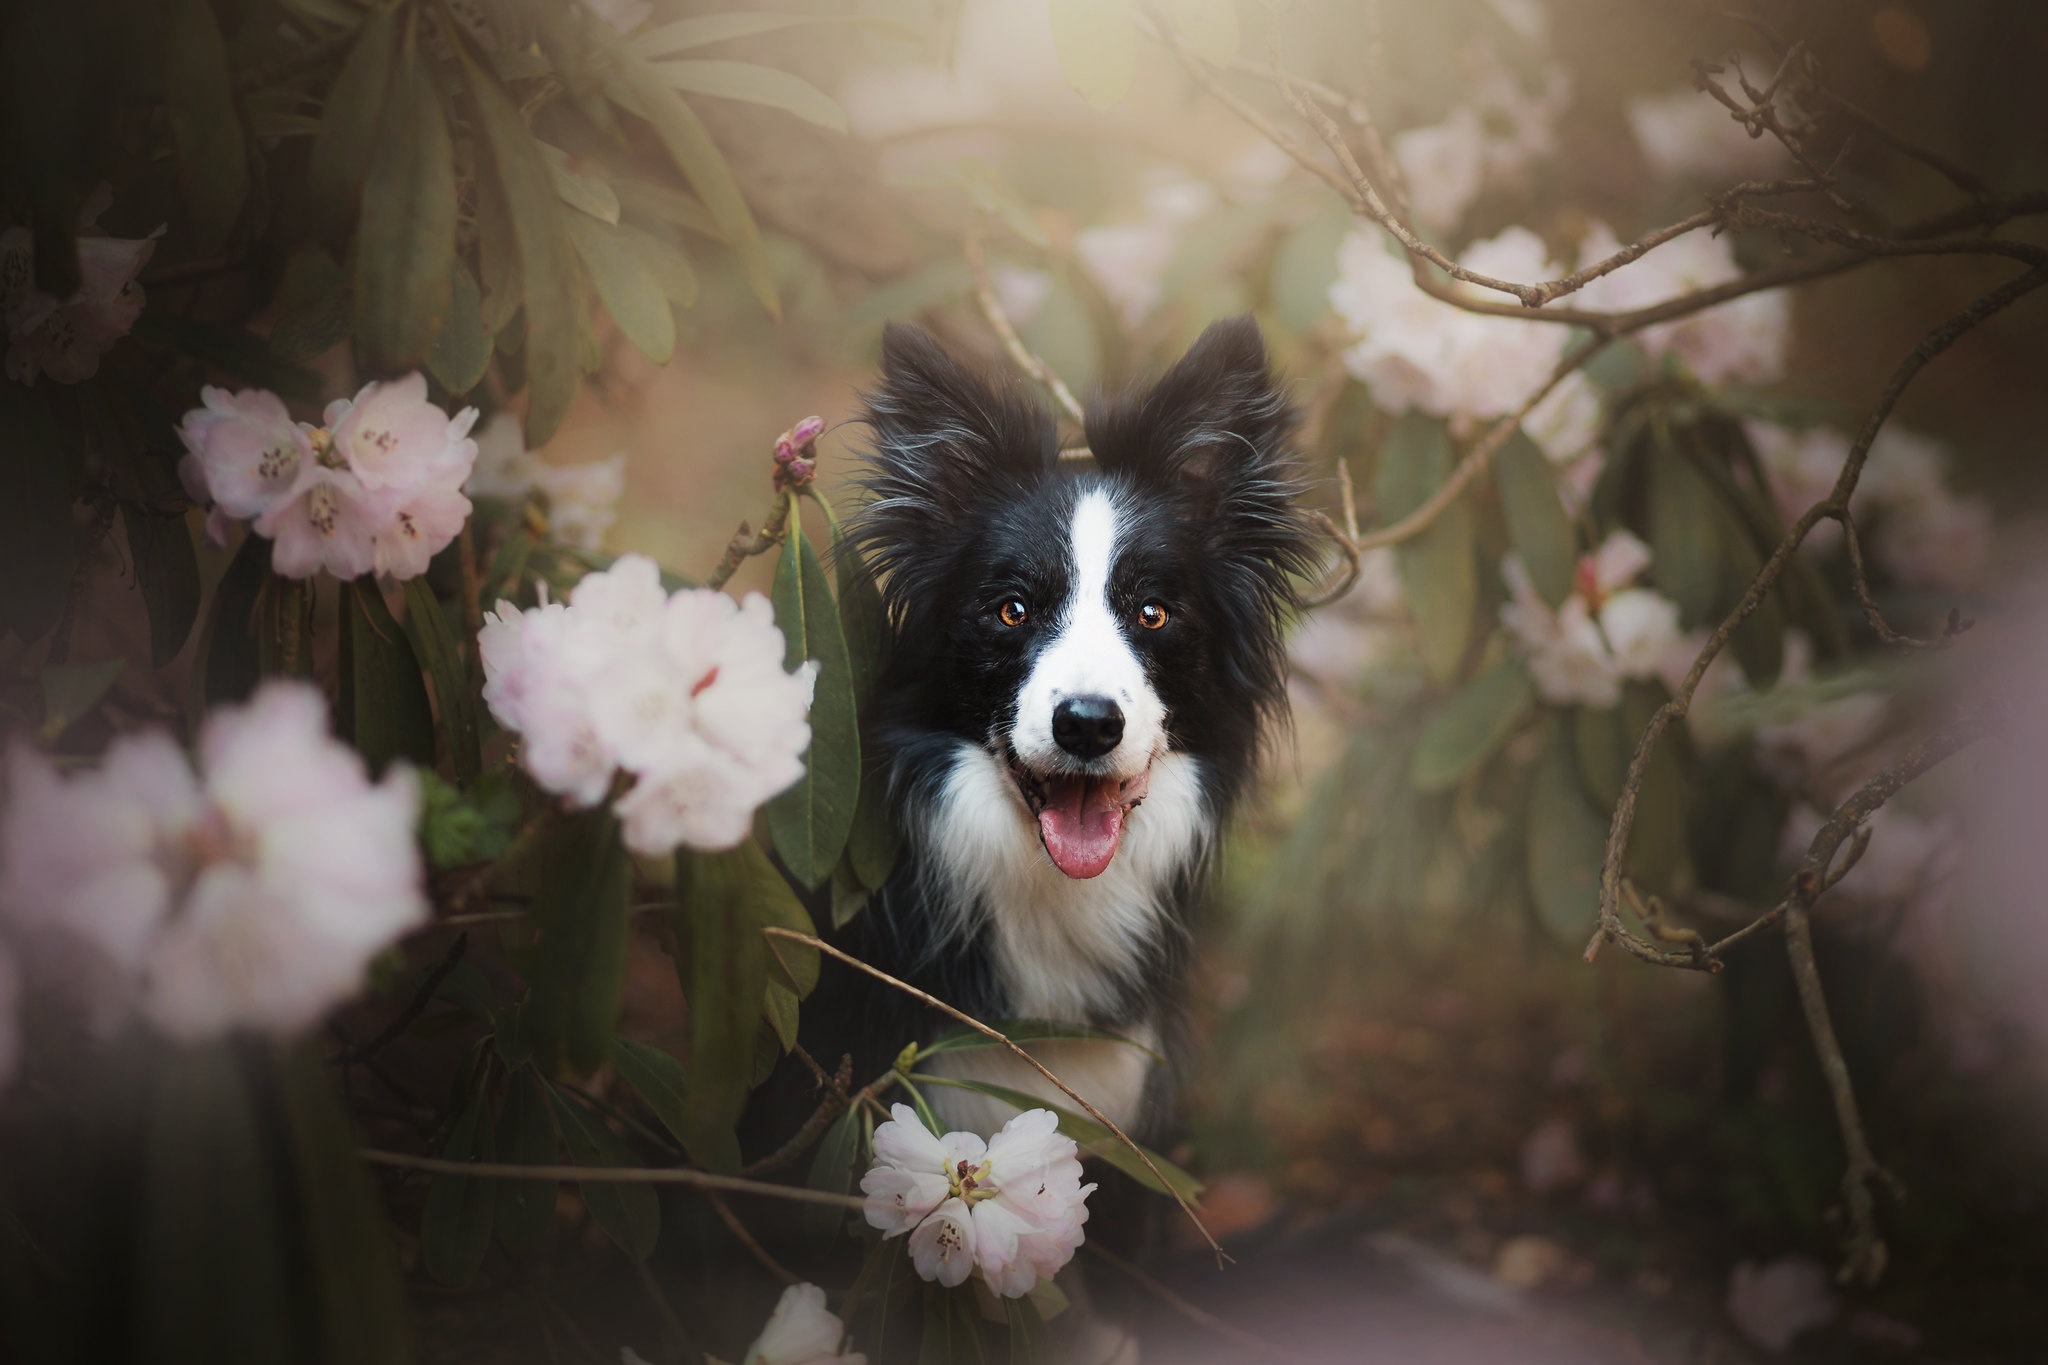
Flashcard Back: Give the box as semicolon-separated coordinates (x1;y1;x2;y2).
1008;489;1167;779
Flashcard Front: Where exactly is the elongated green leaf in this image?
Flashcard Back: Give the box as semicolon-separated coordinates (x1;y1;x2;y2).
130;313;324;404
525;808;633;1074
355;18;457;369
400;579;482;785
165;0;247;252
341;579;436;777
308;6;398;220
653;59;848;132
459;43;583;444
1619;681;1690;896
276;1045;416;1365
601;40;779;317
617;221;699;307
1048;0;1136;109
543;1086;661;1260
1411;656;1534;794
1377;413;1477;685
270;244;353;363
1495;430;1576;607
426;257;492;397
1646;435;1724;626
1570;703;1629;811
565;212;677;364
675;847;771;1155
803;1106;861;1243
201;534;270;704
1526;722;1607;946
474;172;523;336
124;501;201;666
492;1067;559;1253
766;517;860;889
911;1075;1202;1202
39;659;122;741
630;12;921;58
614;177;725;241
611;1036;741;1172
137;1045;294;1363
421;1083;496;1286
539;141;621;225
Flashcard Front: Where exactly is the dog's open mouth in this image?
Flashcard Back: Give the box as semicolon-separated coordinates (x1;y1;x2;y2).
1010;760;1150;880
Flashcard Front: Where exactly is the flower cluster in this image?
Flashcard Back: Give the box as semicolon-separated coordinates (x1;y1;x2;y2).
1499;531;1684;708
479;554;814;857
0;682;425;1053
742;1283;865;1365
1392;47;1572;230
467;411;628;553
2;187;162;386
1627;76;1793;185
178;373;480;581
1575;223;1790;387
772;415;826;493
861;1105;1095;1297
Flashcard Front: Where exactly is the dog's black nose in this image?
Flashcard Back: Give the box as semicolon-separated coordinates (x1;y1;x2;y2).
1052;696;1124;760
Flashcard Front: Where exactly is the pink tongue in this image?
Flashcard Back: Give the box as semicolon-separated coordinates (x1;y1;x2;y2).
1036;775;1127;880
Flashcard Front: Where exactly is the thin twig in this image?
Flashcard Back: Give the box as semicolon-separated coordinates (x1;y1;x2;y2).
706;495;796;592
963;223;1085;425
355;1149;869;1208
760;927;1227;1265
1838;508;1967;650
707;1191;802;1285
335;933;469;1066
740;1053;858;1179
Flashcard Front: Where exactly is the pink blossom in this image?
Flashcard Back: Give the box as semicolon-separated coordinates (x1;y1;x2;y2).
1577;223;1789;385
743;1282;865;1365
467;411;628;552
1727;1255;1838;1352
0;682;425;1044
1500;531;1683;709
3;189;163;385
1628;79;1792;184
177;385;318;520
327;372;479;493
254;466;389;581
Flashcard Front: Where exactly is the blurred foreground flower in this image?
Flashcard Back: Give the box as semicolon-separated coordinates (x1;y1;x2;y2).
179;373;479;580
743;1283;865;1365
467;410;628;552
1628;77;1794;184
1727;1254;1839;1352
1577;223;1789;385
861;1104;1094;1297
1500;531;1683;708
1392;48;1571;230
2;186;163;385
480;555;814;856
0;682;425;1043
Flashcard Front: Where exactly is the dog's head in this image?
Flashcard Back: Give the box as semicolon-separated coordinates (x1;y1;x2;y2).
850;316;1316;880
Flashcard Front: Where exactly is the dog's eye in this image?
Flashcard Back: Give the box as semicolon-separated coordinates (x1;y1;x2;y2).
998;599;1030;627
1138;601;1169;630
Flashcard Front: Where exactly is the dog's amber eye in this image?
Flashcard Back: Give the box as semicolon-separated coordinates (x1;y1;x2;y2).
998;599;1029;627
1138;602;1169;630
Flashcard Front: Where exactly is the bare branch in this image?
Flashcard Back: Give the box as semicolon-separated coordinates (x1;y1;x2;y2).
356;1148;870;1208
964;223;1085;426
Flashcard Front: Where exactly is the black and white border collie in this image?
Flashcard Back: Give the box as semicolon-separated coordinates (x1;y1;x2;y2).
803;315;1315;1142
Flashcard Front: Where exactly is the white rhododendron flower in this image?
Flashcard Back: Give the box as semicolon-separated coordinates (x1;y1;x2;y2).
466;411;628;552
743;1283;865;1365
1500;530;1683;708
861;1104;1095;1297
480;554;815;856
2;187;164;386
1075;174;1218;328
1392;108;1488;232
0;682;426;1042
1576;223;1789;385
1330;227;1577;425
179;373;479;581
1727;1255;1839;1353
1394;51;1571;230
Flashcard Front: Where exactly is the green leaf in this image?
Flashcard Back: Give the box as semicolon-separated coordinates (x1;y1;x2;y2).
400;579;483;785
1569;704;1629;811
425;257;492;397
674;846;772;1151
766;516;860;889
1410;656;1533;794
611;1036;741;1172
565;212;677;365
276;1046;416;1365
911;1075;1203;1202
539;141;621;225
1645;434;1725;626
421;1082;497;1286
652;59;848;133
601;39;779;318
121;499;202;667
0;385;78;644
803;1106;861;1244
614;177;726;242
1525;721;1607;946
201;534;270;705
341;579;436;777
459;43;584;444
1048;0;1136;109
492;1066;559;1253
1268;207;1350;334
1376;413;1476;685
164;0;248;252
525;808;634;1074
270;244;354;363
475;171;524;336
617;221;699;308
543;1085;661;1260
137;1044;294;1363
433;958;501;1024
38;659;122;742
917;1021;1164;1063
1154;0;1238;65
355;16;457;370
308;6;398;221
1619;681;1690;897
1495;430;1576;607
130;314;324;405
630;12;921;58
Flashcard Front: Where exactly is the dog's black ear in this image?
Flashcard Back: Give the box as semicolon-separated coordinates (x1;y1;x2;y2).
849;324;1059;590
1087;315;1319;607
